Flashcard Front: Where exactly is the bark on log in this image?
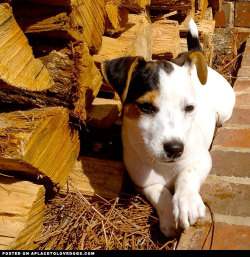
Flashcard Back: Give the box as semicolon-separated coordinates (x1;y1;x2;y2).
0;175;45;250
121;0;150;13
0;42;102;122
0;107;80;187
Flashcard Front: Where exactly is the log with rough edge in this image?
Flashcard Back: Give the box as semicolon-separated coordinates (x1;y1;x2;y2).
12;0;106;53
93;14;152;66
0;3;54;92
0;42;103;122
0;175;45;250
0;107;80;187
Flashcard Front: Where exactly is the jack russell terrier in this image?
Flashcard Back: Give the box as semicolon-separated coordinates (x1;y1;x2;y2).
101;19;235;238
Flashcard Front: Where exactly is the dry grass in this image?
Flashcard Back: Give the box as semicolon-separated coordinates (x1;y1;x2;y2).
36;181;177;250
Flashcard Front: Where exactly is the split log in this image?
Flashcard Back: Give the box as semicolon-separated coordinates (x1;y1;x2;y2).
93;14;152;67
0;174;45;250
208;0;222;13
152;20;181;60
0;107;80;187
87;98;122;129
0;3;54;92
13;0;106;53
195;0;208;22
121;0;150;13
105;0;129;35
62;156;125;199
0;42;103;122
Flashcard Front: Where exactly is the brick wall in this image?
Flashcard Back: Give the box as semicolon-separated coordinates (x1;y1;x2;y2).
213;0;250;56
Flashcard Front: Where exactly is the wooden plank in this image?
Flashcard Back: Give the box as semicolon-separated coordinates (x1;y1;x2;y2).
87;97;122;129
0;3;54;92
93;14;152;66
152;20;181;60
0;42;102;122
0;107;80;187
105;0;129;35
0;174;45;250
62;156;125;199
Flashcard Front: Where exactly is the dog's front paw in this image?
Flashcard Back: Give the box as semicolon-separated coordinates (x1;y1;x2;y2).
158;210;182;238
172;190;206;230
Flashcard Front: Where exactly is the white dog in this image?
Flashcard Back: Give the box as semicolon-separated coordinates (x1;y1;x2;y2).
101;19;235;238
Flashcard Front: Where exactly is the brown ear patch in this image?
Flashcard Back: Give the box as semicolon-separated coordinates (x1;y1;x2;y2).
189;52;208;85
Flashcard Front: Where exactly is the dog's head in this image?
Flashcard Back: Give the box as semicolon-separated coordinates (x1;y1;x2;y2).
101;52;207;162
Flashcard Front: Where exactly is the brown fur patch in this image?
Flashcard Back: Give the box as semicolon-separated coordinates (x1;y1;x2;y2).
136;90;160;106
123;103;141;119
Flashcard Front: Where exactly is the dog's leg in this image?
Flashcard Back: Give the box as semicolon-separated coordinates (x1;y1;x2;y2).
143;184;180;238
173;152;212;230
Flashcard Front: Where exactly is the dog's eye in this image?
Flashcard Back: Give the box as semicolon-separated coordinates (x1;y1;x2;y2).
185;105;195;112
137;102;157;114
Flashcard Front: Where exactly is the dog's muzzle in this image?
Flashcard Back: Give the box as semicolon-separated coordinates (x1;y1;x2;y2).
163;140;184;159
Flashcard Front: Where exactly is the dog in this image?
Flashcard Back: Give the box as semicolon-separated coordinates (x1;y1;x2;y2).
101;18;235;238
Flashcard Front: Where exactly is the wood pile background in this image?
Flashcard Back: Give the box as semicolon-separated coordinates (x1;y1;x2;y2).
0;0;222;250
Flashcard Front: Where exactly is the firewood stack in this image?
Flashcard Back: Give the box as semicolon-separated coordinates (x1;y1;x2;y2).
0;0;221;250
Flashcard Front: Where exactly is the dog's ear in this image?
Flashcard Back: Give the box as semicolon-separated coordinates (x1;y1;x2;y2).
101;56;146;102
172;51;208;85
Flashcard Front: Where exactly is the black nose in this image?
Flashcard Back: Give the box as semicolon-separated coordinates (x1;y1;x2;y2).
163;141;184;158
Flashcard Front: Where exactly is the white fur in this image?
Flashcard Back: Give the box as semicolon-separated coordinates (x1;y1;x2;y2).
188;18;199;38
122;63;235;237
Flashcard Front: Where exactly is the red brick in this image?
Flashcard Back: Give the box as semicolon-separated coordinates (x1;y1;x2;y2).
211;150;250;177
233;80;250;92
241;53;250;67
235;2;250;28
235;93;250;106
178;221;250;250
227;108;250;124
213;128;250;148
215;1;233;28
235;28;250;50
237;66;250;79
201;179;250;217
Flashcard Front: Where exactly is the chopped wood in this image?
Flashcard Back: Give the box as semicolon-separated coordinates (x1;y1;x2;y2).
195;0;208;22
0;174;45;250
13;0;106;53
87;97;122;129
121;0;150;13
105;0;129;35
70;0;106;53
93;14;152;66
0;3;54;92
150;0;195;11
152;20;181;60
0;42;102;122
208;0;222;13
0;107;80;187
62;156;125;199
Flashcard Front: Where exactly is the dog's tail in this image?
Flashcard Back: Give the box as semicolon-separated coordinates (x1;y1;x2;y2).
187;18;202;52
